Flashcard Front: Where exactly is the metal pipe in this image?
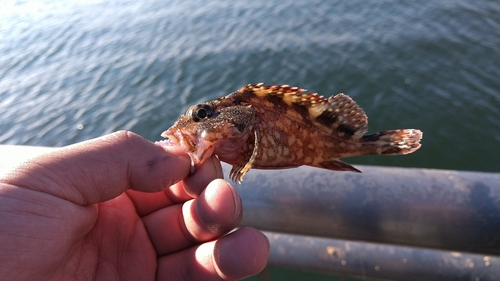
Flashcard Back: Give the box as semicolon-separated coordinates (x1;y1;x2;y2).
229;164;500;256
262;230;500;281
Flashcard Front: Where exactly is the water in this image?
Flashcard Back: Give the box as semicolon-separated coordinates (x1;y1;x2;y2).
1;0;499;174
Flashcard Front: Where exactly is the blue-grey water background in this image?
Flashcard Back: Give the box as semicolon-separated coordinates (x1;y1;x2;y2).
1;1;499;280
1;0;499;175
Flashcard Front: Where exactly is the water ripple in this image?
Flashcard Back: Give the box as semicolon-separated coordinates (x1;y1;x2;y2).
0;0;499;172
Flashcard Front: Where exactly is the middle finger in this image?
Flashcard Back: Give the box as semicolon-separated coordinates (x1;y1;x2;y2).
142;179;242;255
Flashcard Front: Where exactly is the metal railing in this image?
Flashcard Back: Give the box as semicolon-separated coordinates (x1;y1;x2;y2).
231;164;500;280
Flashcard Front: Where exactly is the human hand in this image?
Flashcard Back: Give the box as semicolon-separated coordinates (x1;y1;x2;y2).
0;131;269;280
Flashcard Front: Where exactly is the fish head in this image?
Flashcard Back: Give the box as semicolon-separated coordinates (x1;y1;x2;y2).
161;101;255;172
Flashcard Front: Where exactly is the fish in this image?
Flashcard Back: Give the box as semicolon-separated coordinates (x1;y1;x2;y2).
161;83;422;182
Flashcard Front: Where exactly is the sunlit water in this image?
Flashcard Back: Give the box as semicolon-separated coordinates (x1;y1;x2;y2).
1;0;499;172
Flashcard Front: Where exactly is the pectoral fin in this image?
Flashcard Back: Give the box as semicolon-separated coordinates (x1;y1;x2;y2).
229;129;261;182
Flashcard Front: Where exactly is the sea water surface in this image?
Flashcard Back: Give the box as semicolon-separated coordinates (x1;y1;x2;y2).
1;0;499;174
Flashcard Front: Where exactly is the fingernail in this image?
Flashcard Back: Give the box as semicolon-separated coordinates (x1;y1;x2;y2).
211;156;224;179
229;183;243;221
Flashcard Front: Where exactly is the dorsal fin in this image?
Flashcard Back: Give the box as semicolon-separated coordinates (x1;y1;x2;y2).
239;84;368;138
239;83;324;106
311;93;368;138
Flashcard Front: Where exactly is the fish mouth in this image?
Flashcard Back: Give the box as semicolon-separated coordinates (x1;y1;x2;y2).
160;128;180;143
160;127;215;174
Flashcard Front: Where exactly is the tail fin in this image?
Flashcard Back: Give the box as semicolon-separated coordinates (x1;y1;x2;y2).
317;129;422;173
360;129;423;155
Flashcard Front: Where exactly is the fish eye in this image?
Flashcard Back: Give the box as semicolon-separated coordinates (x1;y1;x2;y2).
191;104;213;122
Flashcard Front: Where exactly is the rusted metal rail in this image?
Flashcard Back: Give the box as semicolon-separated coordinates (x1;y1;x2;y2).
229;164;500;280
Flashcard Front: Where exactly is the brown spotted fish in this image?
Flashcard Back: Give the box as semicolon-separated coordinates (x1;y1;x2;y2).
162;83;422;182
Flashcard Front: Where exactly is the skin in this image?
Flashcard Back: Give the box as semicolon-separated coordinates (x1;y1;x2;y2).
0;131;269;281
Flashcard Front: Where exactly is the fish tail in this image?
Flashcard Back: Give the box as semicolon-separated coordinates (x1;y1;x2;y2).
359;129;423;155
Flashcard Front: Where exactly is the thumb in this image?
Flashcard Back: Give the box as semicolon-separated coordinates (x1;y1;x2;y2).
2;131;191;205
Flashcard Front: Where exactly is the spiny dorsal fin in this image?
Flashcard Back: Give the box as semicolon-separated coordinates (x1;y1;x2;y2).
240;83;325;107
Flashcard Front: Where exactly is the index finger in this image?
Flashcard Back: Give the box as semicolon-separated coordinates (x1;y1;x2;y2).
126;154;224;216
2;131;191;205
